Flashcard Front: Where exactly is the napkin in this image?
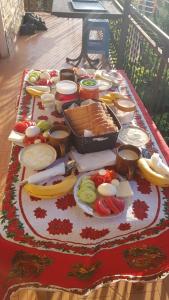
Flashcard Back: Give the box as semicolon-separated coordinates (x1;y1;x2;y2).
70;149;116;172
150;153;169;177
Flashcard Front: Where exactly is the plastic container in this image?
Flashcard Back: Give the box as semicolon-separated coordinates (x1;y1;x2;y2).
55;80;78;102
113;99;136;124
79;79;99;100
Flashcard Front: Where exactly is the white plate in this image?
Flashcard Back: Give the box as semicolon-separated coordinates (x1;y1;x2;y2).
25;70;59;86
19;143;57;171
74;170;128;218
101;70;123;83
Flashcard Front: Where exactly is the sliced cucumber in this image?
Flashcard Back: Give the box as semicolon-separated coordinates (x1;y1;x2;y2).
78;189;96;203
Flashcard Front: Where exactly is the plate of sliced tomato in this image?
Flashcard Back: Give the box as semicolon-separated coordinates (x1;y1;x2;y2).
74;169;128;218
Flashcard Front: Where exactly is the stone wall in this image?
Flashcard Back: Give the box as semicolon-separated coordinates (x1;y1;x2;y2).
0;0;24;56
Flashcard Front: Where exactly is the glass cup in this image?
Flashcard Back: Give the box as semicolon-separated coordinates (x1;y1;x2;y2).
41;93;55;112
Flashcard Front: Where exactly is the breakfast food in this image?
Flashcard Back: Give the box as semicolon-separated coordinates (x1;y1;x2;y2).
137;157;169;187
75;169;126;217
94;196;125;216
118;126;149;147
14;120;36;133
26;86;50;97
97;183;116;196
64;102;118;136
37;120;52;132
78;177;97;204
50;130;69;139
24;174;77;199
25;126;40;138
116;181;133;198
19;144;57;170
119;149;139;160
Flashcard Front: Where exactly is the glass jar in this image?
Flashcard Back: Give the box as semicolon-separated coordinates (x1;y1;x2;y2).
55;80;78;102
79;79;99;100
113;99;136;124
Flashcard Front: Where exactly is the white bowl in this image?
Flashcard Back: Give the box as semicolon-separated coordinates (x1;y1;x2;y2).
19;143;57;171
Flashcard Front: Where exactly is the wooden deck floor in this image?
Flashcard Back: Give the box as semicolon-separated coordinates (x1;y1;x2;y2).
0;12;169;300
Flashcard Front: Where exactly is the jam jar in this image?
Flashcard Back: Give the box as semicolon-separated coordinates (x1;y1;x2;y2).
79;79;99;100
55;80;78;102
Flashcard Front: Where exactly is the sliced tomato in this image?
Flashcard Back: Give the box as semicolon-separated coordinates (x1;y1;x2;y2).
104;197;120;215
36;79;48;86
49;70;58;77
14;121;28;133
23;134;46;146
24;120;36;127
113;197;125;212
94;198;111;216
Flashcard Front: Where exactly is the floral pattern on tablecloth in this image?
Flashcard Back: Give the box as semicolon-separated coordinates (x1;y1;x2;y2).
1;70;169;258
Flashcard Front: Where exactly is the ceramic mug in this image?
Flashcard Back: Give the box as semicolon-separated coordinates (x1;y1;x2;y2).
47;124;71;157
115;144;141;180
60;68;75;82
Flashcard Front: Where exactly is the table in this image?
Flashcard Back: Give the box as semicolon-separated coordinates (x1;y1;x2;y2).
0;69;169;300
52;0;122;67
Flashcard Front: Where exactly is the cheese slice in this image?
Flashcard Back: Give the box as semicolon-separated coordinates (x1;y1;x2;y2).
8;130;24;144
116;181;133;198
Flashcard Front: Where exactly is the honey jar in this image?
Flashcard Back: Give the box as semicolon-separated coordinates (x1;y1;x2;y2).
79;79;99;100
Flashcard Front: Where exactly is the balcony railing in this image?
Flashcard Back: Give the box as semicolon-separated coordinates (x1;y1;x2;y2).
109;0;169;143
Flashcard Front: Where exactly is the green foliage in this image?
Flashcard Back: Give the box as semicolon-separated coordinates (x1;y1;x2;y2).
153;113;169;145
153;2;169;35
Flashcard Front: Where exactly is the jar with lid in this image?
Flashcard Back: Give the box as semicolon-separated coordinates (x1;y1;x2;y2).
55;80;78;102
113;99;136;124
79;79;99;100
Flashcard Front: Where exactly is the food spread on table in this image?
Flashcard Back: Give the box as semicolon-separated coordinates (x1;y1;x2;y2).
3;67;169;299
8;68;169;219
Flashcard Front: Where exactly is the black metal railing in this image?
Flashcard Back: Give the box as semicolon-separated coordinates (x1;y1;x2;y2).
110;0;169;143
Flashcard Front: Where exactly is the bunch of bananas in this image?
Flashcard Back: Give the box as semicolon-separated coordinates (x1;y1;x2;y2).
137;158;169;187
23;174;77;199
99;92;128;105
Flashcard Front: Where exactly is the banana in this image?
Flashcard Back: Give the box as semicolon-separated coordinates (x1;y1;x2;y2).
26;86;50;97
99;92;129;104
137;158;169;187
23;174;77;199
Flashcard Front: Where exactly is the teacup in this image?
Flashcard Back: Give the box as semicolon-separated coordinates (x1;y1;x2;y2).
60;68;75;82
47;124;71;157
115;144;141;180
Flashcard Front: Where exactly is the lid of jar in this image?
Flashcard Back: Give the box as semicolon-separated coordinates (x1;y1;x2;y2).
56;80;77;94
114;99;136;112
80;78;98;89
